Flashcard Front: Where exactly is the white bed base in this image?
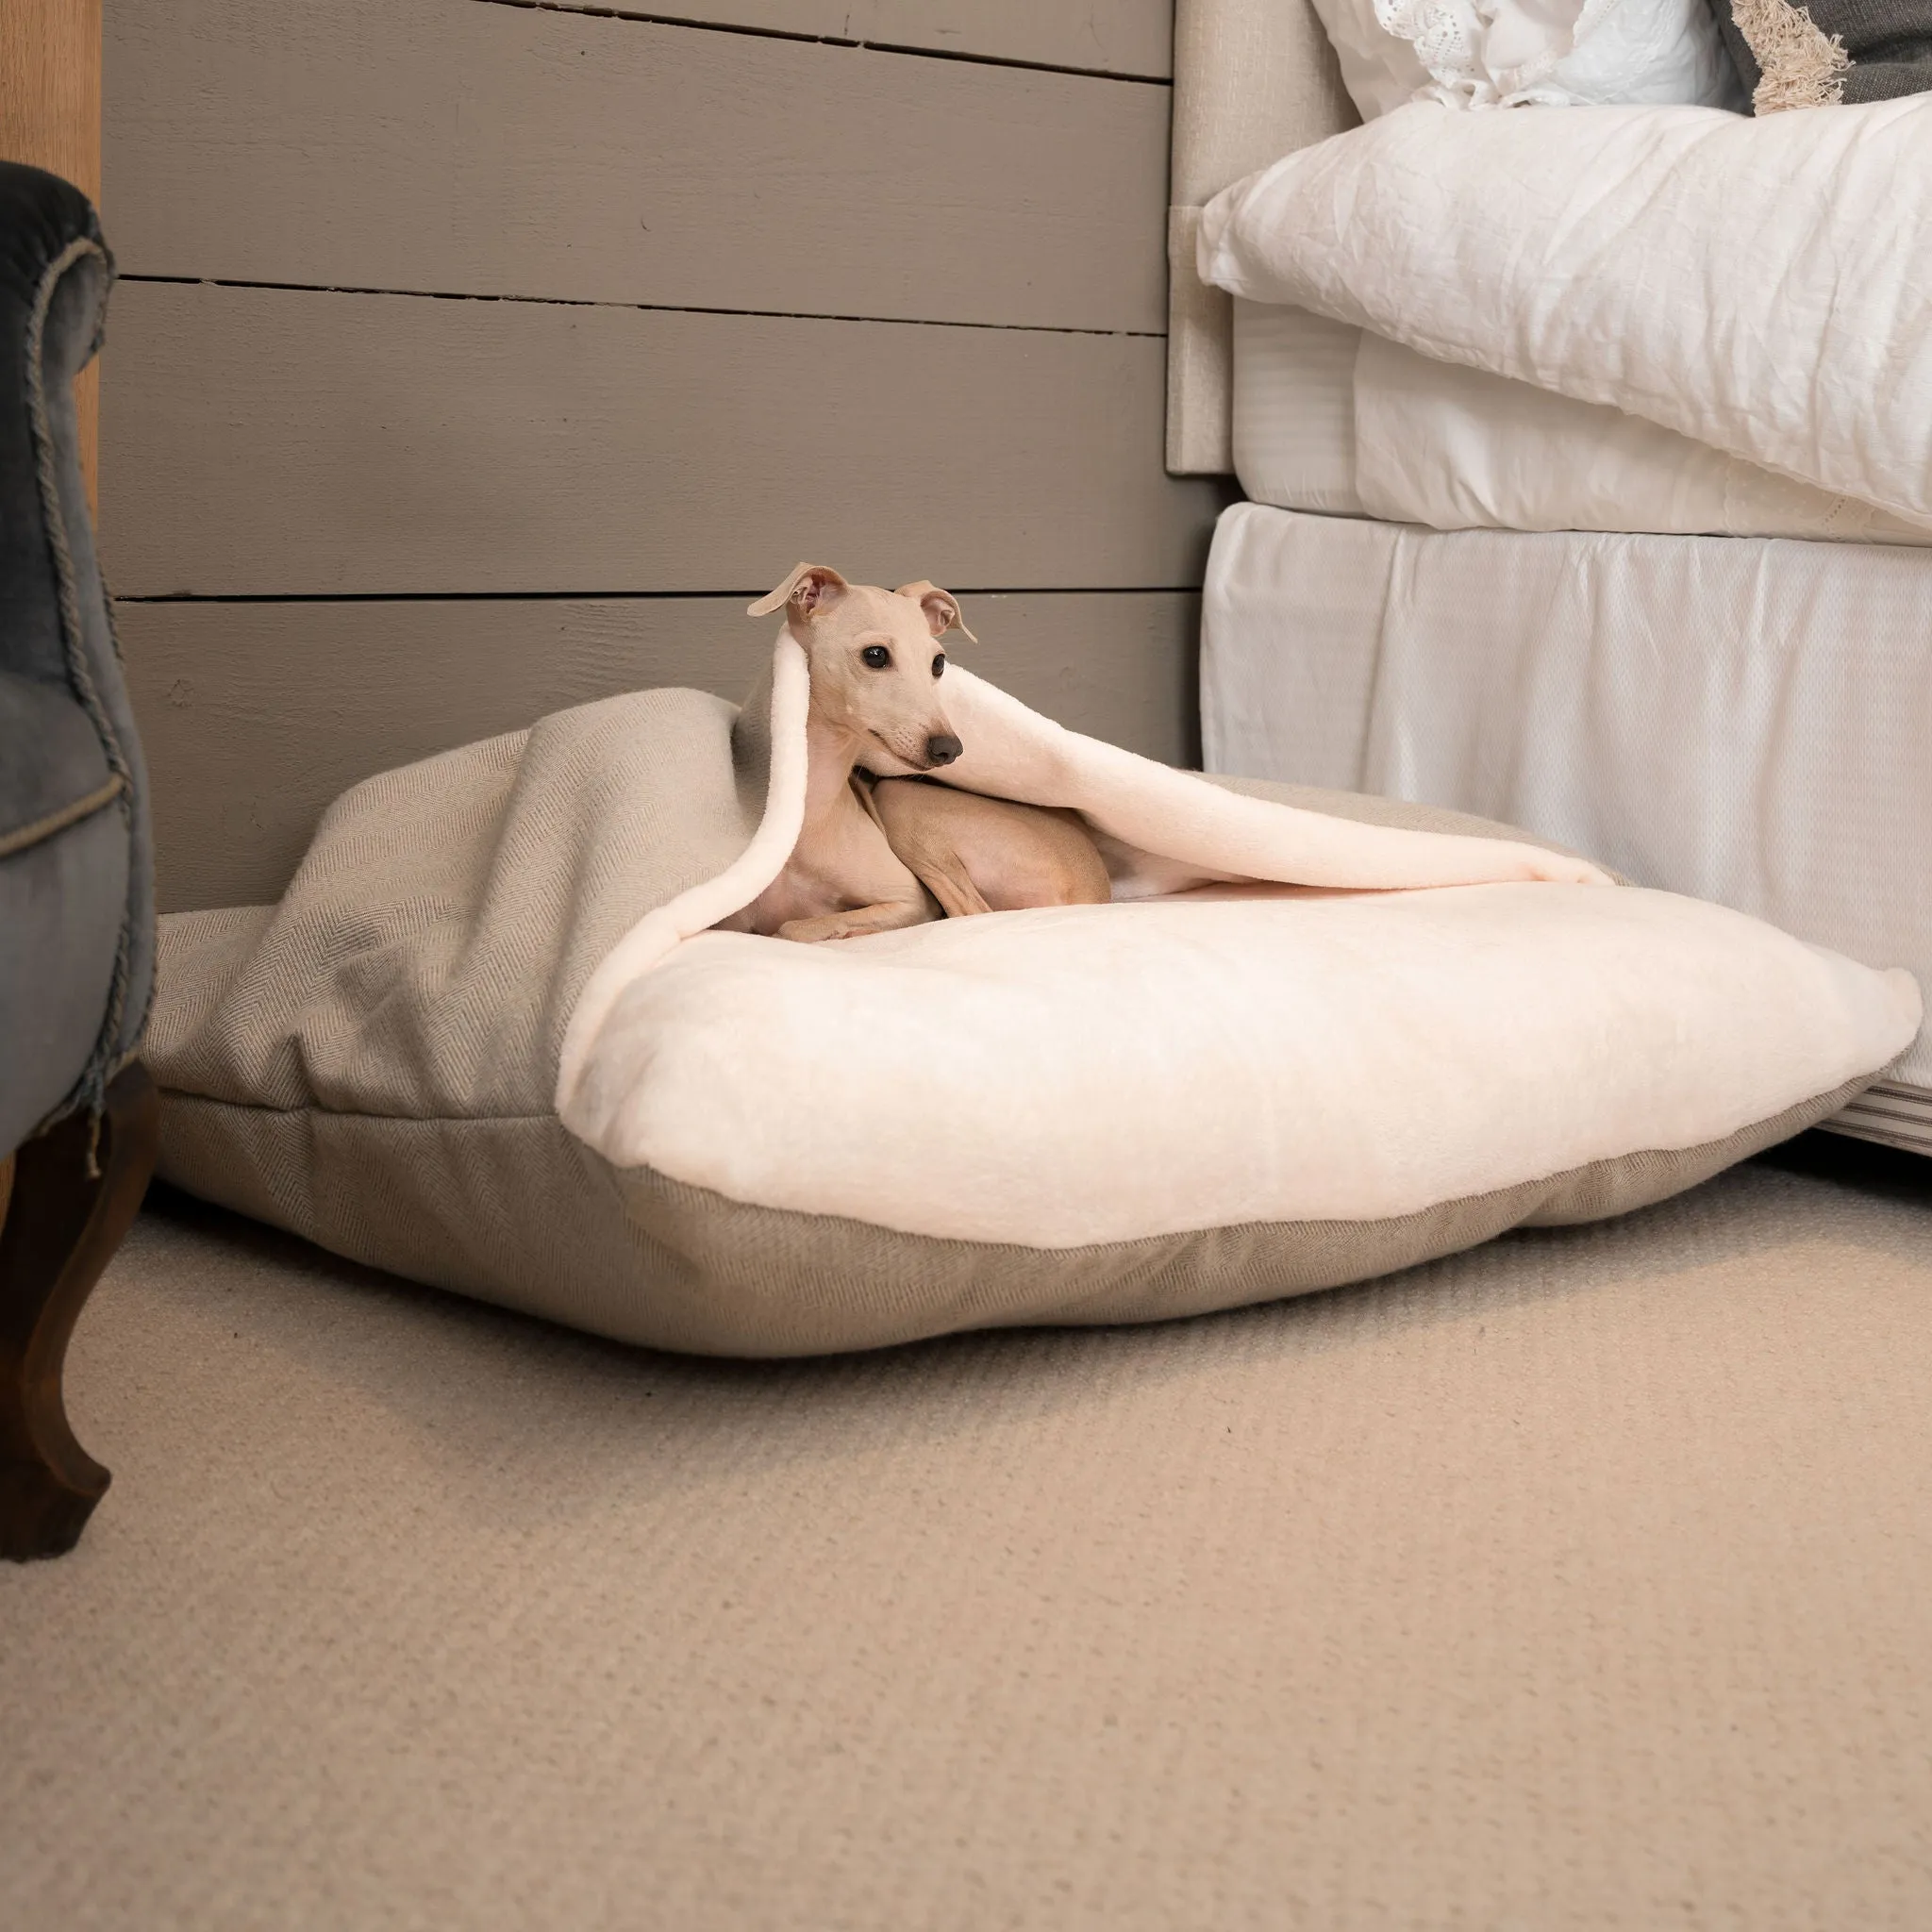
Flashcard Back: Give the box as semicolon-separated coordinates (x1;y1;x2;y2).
1202;505;1932;1156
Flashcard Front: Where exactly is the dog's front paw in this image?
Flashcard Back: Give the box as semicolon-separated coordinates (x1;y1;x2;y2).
776;916;848;943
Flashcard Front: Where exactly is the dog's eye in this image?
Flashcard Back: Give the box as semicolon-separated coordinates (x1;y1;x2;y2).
931;654;945;679
860;644;891;669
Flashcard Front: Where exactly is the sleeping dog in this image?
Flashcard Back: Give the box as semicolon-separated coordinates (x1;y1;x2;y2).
723;562;1108;942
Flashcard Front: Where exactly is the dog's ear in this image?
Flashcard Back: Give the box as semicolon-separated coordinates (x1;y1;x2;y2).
895;580;977;644
747;562;847;622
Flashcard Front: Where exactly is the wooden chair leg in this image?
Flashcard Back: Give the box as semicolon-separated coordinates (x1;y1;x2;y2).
0;1062;158;1560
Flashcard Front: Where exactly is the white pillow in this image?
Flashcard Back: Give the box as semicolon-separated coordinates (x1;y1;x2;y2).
1201;95;1932;530
1307;0;1742;114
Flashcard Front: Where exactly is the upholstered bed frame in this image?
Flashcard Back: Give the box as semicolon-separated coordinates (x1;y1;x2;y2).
1167;0;1357;475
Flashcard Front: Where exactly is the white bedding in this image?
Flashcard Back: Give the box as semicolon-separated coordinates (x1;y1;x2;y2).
1307;0;1738;116
1201;501;1932;1125
1235;301;1932;542
1353;335;1932;543
1205;97;1932;532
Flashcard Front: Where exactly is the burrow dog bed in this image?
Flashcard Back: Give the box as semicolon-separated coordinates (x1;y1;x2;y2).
147;634;1920;1356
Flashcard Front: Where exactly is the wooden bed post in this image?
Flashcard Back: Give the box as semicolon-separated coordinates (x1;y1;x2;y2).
0;0;104;510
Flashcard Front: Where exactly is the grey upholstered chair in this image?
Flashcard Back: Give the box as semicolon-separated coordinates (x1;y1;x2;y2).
0;161;158;1560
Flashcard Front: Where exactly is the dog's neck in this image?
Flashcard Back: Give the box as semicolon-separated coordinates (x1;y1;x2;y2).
803;707;868;824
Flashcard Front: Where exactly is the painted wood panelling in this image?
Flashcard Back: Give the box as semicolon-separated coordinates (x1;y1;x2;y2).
106;0;1168;330
102;281;1227;598
103;0;1205;910
120;591;1199;908
470;2;1176;78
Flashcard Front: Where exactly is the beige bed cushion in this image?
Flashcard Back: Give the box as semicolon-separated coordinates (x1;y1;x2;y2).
148;688;1914;1357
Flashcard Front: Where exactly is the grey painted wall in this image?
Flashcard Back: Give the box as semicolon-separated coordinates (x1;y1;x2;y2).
102;0;1226;909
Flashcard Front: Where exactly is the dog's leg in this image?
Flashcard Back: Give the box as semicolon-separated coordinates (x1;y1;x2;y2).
871;779;1109;915
777;897;933;944
862;779;993;918
895;846;994;921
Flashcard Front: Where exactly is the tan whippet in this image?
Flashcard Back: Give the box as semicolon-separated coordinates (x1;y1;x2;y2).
723;562;1108;943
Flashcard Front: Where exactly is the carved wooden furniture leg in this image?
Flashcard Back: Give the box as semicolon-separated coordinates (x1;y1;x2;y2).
0;1062;158;1560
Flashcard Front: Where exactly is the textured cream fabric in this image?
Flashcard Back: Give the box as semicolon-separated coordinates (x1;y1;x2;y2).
145;679;1913;1356
1167;0;1355;472
8;1157;1932;1927
1231;297;1364;513
149;1074;1872;1357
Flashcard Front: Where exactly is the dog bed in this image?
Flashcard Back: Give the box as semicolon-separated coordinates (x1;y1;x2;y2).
146;641;1919;1356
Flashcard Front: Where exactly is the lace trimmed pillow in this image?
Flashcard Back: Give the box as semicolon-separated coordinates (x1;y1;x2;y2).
1307;0;1741;113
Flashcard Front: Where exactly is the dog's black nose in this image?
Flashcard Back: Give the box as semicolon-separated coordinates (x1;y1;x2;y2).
925;734;962;768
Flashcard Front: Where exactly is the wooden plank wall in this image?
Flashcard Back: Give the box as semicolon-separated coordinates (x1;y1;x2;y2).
102;0;1227;909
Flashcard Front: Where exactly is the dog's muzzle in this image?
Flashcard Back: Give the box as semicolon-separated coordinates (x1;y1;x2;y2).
925;734;962;768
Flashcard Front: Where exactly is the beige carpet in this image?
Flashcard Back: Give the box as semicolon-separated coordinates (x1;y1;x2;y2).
5;1140;1932;1930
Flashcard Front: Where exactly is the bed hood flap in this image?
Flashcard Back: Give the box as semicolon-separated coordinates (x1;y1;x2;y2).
555;630;1609;1125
